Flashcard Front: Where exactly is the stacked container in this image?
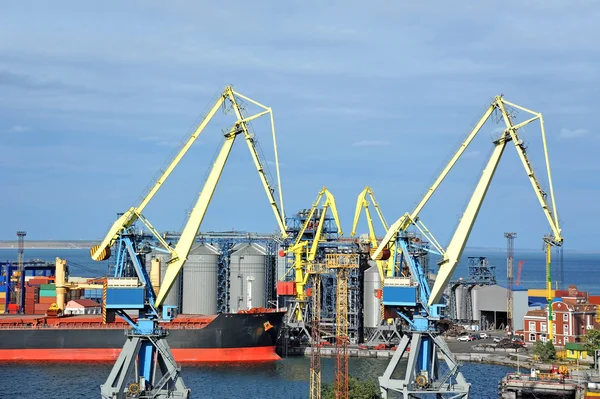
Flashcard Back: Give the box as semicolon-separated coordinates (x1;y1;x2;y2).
38;283;56;313
0;290;6;313
23;277;56;314
24;285;39;314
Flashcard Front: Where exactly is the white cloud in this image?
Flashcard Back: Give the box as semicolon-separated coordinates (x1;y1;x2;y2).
559;128;590;139
9;125;29;133
352;140;390;147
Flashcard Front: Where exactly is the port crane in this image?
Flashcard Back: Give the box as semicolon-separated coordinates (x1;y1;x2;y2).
90;86;288;399
350;186;397;345
282;187;342;343
372;95;562;398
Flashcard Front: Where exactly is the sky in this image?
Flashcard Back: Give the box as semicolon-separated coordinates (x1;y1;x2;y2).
1;1;599;252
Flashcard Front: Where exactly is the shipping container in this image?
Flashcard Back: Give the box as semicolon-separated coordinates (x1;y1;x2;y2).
40;289;56;297
34;304;50;314
276;281;296;296
40;284;55;290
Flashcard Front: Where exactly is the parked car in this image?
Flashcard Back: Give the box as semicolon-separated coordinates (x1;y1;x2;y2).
479;332;488;339
457;335;472;342
493;336;502;343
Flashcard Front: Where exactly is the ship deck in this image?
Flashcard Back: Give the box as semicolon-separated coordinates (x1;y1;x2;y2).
0;314;218;329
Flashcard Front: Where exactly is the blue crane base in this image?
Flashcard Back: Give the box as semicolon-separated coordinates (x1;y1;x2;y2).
100;329;190;399
378;331;470;399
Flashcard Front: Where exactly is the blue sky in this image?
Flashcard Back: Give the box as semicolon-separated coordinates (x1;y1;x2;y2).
1;1;599;251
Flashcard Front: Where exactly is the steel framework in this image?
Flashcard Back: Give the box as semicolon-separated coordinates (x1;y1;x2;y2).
328;253;359;399
16;231;26;313
309;268;325;399
505;232;517;332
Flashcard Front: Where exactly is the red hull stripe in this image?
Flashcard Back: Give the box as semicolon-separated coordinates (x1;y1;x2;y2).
0;346;280;362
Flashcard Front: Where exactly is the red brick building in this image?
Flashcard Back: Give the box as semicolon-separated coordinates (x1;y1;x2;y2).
523;285;599;346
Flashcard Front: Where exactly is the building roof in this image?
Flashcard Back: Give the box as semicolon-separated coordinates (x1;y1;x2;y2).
65;299;100;308
588;296;600;305
565;342;587;351
525;309;546;317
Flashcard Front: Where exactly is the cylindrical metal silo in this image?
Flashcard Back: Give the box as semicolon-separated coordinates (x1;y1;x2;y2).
471;286;480;324
145;252;180;309
363;265;381;328
229;243;266;313
182;244;219;315
455;286;464;321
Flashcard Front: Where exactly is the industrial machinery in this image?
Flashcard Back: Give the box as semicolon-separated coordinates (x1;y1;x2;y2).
90;86;287;398
54;257;104;313
372;95;563;398
350;186;400;346
279;187;342;344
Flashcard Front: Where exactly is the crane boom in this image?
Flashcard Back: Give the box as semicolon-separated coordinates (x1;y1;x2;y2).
372;102;497;261
90;94;227;261
427;98;562;305
91;86;288;310
155;92;288;308
429;134;508;304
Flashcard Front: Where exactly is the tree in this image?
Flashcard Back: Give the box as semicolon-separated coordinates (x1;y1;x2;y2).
321;377;381;399
583;329;600;354
533;340;556;362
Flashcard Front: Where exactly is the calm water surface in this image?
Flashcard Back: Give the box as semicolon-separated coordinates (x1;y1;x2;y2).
0;357;515;398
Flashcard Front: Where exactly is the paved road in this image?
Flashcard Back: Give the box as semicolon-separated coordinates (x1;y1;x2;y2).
445;336;510;353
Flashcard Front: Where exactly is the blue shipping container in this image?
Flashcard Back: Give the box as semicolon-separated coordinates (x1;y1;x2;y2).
383;286;417;306
105;287;145;309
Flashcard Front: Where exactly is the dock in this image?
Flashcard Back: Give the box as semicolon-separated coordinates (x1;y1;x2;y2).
499;370;600;399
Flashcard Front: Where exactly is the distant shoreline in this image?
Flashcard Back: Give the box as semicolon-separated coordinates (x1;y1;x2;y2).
0;241;96;250
0;241;598;254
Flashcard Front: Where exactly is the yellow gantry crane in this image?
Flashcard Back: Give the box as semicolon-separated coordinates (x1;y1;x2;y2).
351;186;393;264
373;95;562;307
283;187;342;327
91;86;288;308
90;86;288;399
376;96;563;399
350;186;394;324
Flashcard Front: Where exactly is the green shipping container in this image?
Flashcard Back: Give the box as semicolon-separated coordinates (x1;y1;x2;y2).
40;284;56;290
40;289;56;297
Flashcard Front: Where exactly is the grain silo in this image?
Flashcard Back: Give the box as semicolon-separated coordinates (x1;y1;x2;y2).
182;243;219;315
363;265;381;329
229;243;266;312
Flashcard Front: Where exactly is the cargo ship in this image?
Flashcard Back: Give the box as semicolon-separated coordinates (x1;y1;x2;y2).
0;309;285;362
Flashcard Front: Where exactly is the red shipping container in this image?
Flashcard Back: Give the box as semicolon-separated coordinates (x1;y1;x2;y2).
276;281;296;296
34;304;50;314
39;297;56;304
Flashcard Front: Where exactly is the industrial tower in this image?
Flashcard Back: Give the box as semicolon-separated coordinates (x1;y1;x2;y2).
329;253;359;399
505;232;516;332
309;266;325;399
17;231;26;313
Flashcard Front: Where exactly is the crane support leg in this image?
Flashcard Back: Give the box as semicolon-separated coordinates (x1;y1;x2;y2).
379;330;470;399
100;330;189;398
